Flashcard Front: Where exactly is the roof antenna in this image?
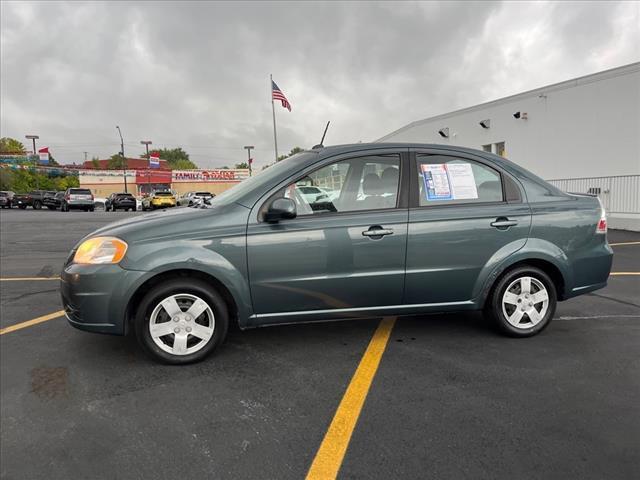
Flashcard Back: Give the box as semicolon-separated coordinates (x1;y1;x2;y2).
313;121;330;149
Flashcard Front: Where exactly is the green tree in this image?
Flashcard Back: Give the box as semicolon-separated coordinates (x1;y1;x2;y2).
107;154;127;169
234;162;249;169
148;147;198;169
277;146;304;162
0;137;26;155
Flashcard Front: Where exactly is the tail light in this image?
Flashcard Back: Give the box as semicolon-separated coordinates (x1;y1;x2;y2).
596;197;607;234
65;194;70;201
91;194;95;200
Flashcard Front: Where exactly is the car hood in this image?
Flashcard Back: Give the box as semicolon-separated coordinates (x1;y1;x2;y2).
76;202;250;247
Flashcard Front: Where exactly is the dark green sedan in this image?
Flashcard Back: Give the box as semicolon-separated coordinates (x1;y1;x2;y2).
61;143;613;363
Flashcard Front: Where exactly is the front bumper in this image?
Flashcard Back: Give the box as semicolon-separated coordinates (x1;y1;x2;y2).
60;263;148;335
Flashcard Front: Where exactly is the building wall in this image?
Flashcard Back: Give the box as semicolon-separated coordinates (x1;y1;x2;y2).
172;182;241;196
79;168;250;198
378;63;640;180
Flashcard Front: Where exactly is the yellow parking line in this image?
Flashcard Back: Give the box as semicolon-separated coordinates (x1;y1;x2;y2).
0;277;59;282
306;317;396;480
0;310;65;335
610;272;640;276
609;241;640;246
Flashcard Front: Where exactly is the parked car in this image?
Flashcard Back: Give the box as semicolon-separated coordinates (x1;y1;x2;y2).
61;188;95;212
106;192;137;211
141;191;176;210
43;192;65;210
13;190;53;210
61;143;613;364
178;191;214;207
0;191;15;208
93;197;107;210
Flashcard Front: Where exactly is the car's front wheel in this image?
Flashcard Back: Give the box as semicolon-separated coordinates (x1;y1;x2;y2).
134;278;229;364
487;266;557;337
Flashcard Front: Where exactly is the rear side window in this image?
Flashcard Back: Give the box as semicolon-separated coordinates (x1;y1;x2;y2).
416;155;503;206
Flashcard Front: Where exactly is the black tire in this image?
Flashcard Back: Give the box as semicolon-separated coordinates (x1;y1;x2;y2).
47;206;55;210
486;265;557;337
61;203;67;212
134;277;229;364
33;200;42;210
132;206;137;212
18;205;27;209
89;207;95;212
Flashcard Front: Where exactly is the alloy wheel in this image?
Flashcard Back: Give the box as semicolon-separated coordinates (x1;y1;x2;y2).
148;293;215;356
501;276;549;329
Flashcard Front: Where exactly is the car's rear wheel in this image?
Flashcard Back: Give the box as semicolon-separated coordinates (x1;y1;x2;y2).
487;266;556;337
134;278;229;364
33;200;42;210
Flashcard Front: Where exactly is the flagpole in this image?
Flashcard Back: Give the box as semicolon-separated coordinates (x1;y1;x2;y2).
270;74;279;162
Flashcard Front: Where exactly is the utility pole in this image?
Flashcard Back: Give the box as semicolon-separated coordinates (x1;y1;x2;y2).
83;151;88;163
141;140;153;195
116;126;127;193
25;135;40;189
243;145;254;177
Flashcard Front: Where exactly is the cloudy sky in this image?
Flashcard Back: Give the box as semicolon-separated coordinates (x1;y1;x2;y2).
1;1;638;170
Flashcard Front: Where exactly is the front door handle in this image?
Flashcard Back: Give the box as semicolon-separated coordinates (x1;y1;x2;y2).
491;218;518;229
362;227;394;238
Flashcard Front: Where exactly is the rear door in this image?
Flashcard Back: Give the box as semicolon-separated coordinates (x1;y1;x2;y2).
405;149;531;307
247;149;410;322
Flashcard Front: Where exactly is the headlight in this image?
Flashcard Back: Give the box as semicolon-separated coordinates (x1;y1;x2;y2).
73;236;128;264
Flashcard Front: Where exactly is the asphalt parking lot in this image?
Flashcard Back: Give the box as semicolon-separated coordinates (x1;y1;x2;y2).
1;208;639;479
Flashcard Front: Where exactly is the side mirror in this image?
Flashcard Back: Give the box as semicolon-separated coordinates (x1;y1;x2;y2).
265;197;297;223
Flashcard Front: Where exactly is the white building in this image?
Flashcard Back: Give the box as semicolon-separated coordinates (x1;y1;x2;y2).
378;62;640;230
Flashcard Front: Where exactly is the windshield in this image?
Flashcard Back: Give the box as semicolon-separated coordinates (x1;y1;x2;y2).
209;152;316;207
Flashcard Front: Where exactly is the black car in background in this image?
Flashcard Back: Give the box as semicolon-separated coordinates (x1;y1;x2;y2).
0;191;15;208
43;192;65;210
105;192;137;211
13;190;54;209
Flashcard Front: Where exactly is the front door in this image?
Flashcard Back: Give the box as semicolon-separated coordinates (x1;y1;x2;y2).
404;149;531;307
247;150;409;323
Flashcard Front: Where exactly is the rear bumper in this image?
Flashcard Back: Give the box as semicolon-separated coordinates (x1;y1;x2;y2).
564;242;613;299
66;200;94;209
60;263;147;335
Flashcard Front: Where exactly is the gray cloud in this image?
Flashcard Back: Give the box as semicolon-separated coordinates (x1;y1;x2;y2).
1;0;638;169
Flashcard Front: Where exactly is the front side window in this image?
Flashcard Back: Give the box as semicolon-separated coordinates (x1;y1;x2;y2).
417;155;503;207
279;154;401;216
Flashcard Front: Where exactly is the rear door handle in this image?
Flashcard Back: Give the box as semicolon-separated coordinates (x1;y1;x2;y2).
491;218;518;229
362;227;394;238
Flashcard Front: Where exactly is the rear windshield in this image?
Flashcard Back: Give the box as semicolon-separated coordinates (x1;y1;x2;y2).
155;192;173;197
195;192;212;196
116;193;133;197
70;189;92;194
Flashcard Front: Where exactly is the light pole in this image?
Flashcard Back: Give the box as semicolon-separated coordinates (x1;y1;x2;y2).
141;140;152;195
25;134;39;157
243;145;254;177
25;135;40;189
116;126;127;193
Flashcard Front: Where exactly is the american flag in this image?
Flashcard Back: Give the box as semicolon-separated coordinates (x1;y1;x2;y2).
272;80;291;112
